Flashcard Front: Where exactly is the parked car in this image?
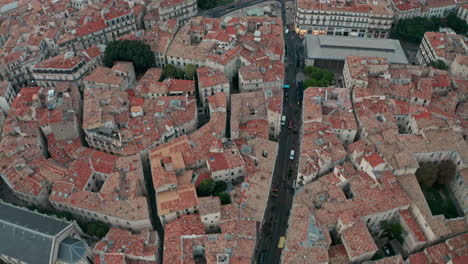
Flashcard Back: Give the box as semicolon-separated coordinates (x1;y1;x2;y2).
290;150;295;160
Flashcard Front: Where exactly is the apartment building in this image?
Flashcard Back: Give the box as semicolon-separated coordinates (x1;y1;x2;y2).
294;0;394;38
303;87;358;145
0;81;16;114
57;2;145;53
149;135;201;225
197;67;230;110
457;4;468;23
198;196;222;233
38;88;81;141
206;139;246;183
422;0;457;18
450;54;468;77
32;46;104;88
390;0;457;21
0;48;40;89
0;201;91;264
135;68;195;98
166;16;284;81
238;59;284;92
83;88;197;156
406;233;468;263
231;89;283;140
48;152;152;231
83;61;136;91
163;209;258;263
94;228;160;264
281;164;411;263
159;0;198;24
416;32;467;66
390;0;422;21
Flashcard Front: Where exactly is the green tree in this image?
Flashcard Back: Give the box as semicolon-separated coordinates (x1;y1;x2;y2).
86;221;109;239
303;66;334;88
162;64;185;79
428;60;449;71
185;64;197;80
218;192;231;205
197;179;216;197
391;17;440;43
416;162;439;188
213;181;227;195
198;0;233;9
437;160;456;185
445;12;468;35
103;40;155;72
380;221;404;243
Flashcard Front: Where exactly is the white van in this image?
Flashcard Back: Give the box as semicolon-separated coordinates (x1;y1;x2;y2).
289;150;295;160
281;115;286;125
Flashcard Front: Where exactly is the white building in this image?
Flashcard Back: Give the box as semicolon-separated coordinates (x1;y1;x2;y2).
159;0;198;24
198;196;222;233
416;32;467;66
294;0;394;38
0;81;16;114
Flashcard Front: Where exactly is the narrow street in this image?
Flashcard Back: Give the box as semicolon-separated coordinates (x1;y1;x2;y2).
254;1;303;263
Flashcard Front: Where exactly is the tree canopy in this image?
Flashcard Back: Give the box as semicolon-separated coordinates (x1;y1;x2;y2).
428;60;449;71
391;13;468;43
218;192;231;205
198;0;233;10
416;160;456;187
161;64;185;79
185;64;197;80
197;179;230;204
303;66;335;88
104;40;155;72
85;221;109;239
197;179;216;197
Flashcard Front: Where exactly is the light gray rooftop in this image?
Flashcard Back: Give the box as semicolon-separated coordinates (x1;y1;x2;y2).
305;35;409;64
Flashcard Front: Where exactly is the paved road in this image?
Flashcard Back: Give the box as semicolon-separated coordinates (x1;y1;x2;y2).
254;1;303;263
203;0;273;18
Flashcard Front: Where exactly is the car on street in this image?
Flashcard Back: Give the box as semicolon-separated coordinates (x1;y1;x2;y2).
289;150;295;160
288;121;293;129
281;115;286;125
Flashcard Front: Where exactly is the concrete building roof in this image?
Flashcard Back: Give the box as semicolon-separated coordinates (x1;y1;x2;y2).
305;35;409;64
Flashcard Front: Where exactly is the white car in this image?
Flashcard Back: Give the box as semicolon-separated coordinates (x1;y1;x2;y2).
281;115;286;125
289;150;295;160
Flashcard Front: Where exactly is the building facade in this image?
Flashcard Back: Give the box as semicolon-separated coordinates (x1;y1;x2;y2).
294;0;394;38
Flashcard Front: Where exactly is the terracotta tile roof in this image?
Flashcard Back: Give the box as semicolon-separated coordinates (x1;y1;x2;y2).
283;164;411;263
198;196;221;216
197;67;228;88
341;219;378;258
94;227;159;263
34;53;84;70
156;184;198;215
163;215;205;264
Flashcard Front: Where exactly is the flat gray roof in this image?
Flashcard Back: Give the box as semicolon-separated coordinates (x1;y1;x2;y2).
305;35;409;64
0;201;72;264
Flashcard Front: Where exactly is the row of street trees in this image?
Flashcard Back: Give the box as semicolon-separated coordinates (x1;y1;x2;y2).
391;12;468;44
